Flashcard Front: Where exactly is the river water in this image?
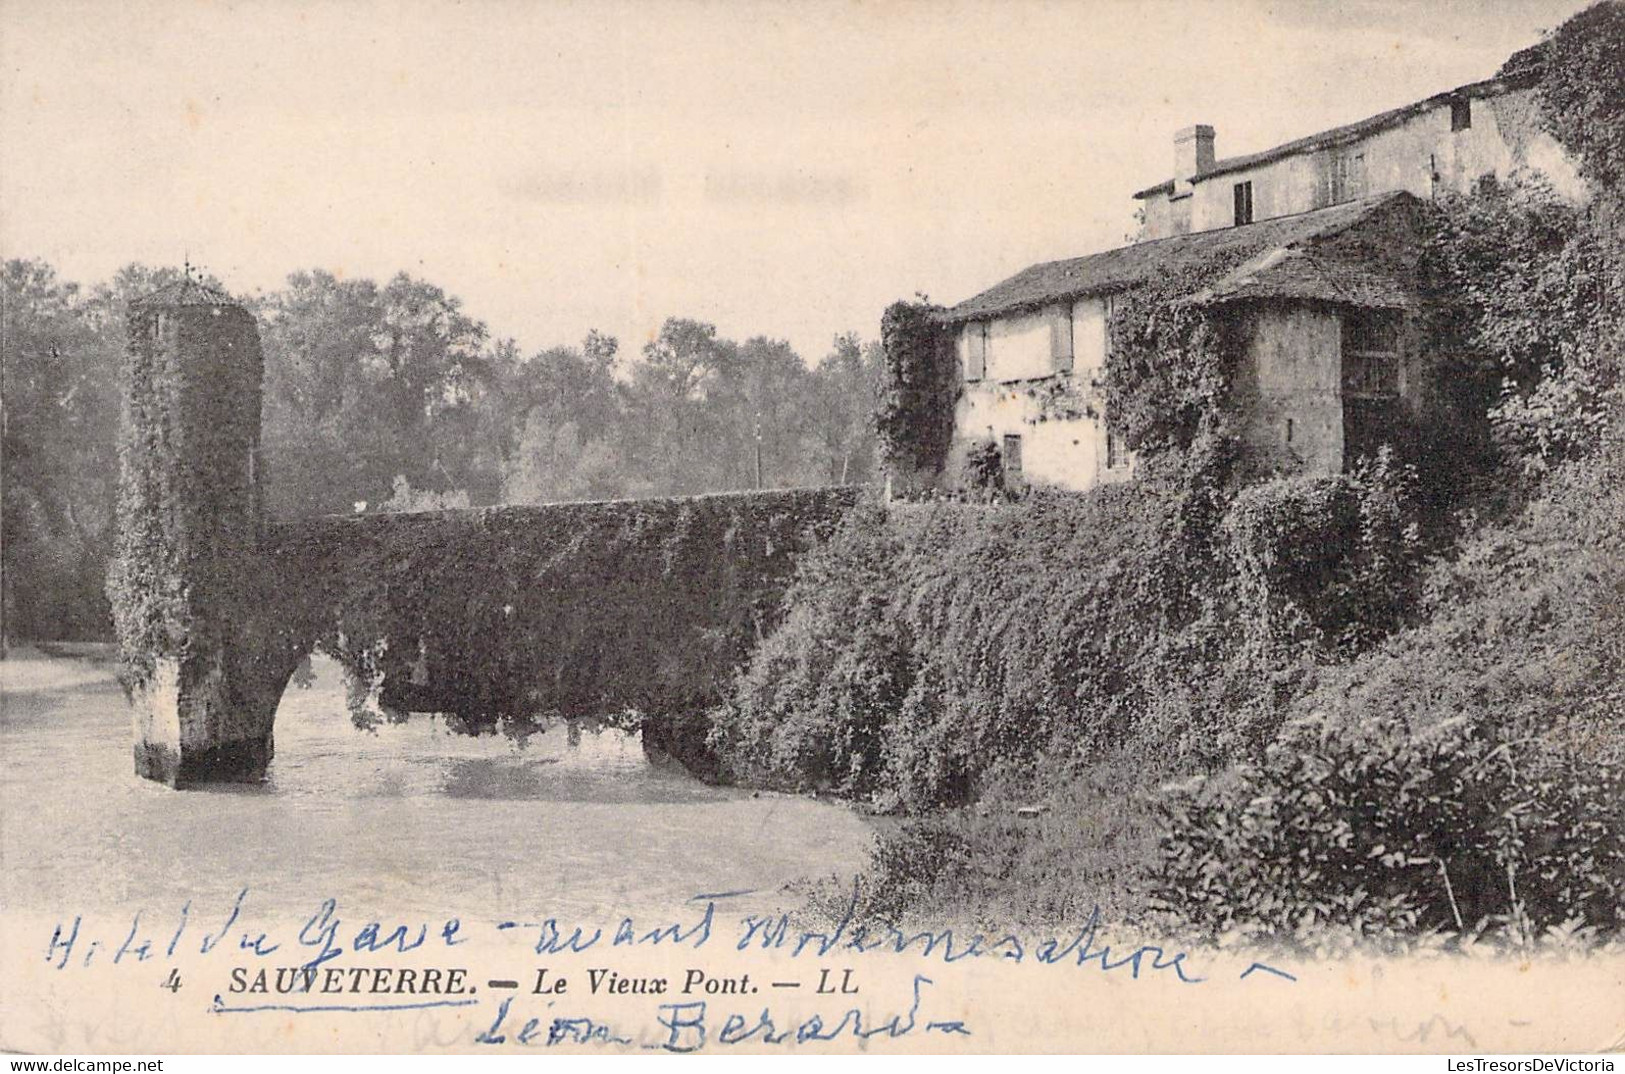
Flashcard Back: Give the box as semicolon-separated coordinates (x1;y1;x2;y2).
0;650;874;923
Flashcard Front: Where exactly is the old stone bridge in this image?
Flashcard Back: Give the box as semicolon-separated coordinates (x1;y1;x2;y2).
111;281;858;788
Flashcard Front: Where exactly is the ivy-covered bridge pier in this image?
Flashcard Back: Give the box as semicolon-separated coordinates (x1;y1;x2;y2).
110;282;857;788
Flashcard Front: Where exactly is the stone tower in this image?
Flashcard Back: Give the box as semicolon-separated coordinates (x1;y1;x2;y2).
109;275;275;787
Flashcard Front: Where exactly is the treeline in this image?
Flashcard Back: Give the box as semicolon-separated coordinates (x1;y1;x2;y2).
1;261;883;641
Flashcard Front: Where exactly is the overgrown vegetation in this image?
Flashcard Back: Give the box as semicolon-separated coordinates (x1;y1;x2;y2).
106;298;264;693
724;2;1625;948
1104;269;1251;469
1155;709;1624;942
1222;448;1425;657
1154;438;1625;942
709;438;1444;807
264;488;857;769
874;299;957;485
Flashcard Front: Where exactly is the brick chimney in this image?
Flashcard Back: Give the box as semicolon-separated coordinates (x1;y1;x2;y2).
1173;124;1216;198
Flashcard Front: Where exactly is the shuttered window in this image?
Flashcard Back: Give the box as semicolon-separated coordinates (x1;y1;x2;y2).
1233;181;1254;226
1325;151;1366;206
1106;429;1128;470
965;322;987;381
1002;434;1023;474
1050;304;1074;373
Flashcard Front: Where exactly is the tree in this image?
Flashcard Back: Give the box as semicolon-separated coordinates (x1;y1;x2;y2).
810;332;883;485
1;259;123;639
498;331;632;504
721;336;821;490
623;318;740;495
258;269;500;516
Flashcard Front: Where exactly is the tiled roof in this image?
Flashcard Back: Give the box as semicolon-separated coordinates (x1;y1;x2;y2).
1130;73;1535;200
943;191;1422;324
130;275;239;308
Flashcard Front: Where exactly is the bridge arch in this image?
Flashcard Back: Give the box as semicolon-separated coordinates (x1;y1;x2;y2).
109;282;856;787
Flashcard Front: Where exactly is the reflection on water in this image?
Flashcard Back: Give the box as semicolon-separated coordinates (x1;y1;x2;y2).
1;652;873;921
263;659;730;806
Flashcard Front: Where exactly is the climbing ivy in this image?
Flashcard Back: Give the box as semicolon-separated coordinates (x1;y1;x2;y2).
107;300;263;694
875;299;957;484
1103;264;1257;482
1528;0;1625;191
261;487;859;770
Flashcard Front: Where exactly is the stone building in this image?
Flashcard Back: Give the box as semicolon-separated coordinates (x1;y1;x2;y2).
1131;62;1581;242
940;55;1581;493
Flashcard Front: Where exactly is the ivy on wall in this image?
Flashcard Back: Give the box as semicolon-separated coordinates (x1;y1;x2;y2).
1526;0;1625;191
260;487;860;749
875;300;957;483
1102;261;1262;484
107;300;263;694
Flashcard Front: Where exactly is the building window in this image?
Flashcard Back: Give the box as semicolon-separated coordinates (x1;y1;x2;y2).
1342;310;1401;396
1233;181;1254;226
1105;428;1127;470
1050;304;1074;373
1325;150;1366;206
965;322;987;382
1451;97;1472;132
1002;433;1023;474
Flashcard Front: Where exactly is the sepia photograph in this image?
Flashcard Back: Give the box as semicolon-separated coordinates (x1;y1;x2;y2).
1;0;1622;1058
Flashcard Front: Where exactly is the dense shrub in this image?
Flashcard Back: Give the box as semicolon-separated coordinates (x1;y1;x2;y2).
1419;179;1622;478
957;438;1008;501
1531;0;1625;191
710;480;1303;810
1150;434;1625;943
1222;448;1424;656
1151;710;1624;942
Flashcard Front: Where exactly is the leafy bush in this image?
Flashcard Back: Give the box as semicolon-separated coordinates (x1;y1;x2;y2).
1531;0;1625;191
1221;447;1424;656
710;481;1299;810
957;438;1008;501
710;436;1445;812
1151;710;1625;942
1152;435;1625;944
1419;179;1622;478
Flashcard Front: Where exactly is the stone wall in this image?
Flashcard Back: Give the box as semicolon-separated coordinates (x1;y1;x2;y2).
1231;304;1346;476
